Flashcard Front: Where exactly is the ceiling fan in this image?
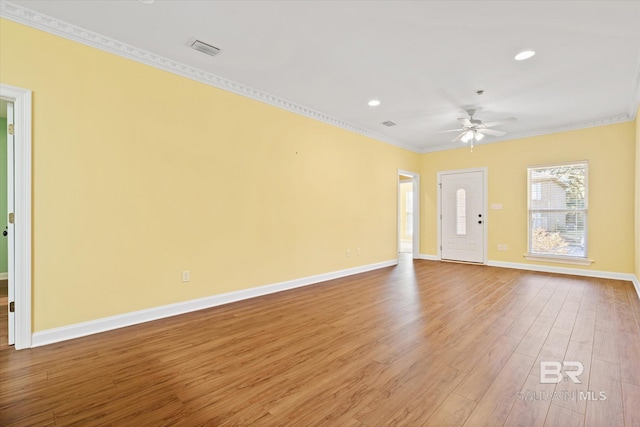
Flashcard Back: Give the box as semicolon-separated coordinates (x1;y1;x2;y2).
439;109;517;148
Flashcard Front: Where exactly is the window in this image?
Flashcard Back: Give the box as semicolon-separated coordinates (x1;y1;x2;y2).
528;162;588;259
456;188;466;235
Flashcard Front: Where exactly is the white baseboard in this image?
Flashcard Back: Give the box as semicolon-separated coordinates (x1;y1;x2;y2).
487;260;640;299
31;259;398;347
418;254;439;261
632;275;640;300
0;272;7;280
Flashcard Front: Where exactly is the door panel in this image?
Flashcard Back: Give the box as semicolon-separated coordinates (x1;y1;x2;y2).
441;171;484;263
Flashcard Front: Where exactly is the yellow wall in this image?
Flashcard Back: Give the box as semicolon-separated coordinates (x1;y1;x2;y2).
0;20;418;330
1;18;638;333
420;122;636;274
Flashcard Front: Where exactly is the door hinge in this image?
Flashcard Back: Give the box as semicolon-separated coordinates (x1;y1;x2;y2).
8;124;14;136
9;301;15;313
8;213;14;224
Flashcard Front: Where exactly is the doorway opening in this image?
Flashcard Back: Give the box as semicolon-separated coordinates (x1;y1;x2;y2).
0;84;32;350
397;170;420;258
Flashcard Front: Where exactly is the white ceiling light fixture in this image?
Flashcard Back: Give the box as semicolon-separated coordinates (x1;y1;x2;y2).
461;130;474;143
368;99;381;107
515;50;536;61
137;0;156;4
438;108;516;151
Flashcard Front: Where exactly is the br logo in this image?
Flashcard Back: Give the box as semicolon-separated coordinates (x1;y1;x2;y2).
540;361;584;384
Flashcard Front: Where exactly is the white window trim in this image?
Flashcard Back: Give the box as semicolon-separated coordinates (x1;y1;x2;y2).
524;254;593;266
527;161;589;263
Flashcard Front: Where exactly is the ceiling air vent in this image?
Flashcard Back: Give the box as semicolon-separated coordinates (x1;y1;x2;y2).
191;40;221;57
382;121;396;127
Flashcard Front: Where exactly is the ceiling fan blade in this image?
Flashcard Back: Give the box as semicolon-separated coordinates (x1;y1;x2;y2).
436;128;465;134
477;128;505;136
451;132;466;143
483;117;517;127
457;118;472;127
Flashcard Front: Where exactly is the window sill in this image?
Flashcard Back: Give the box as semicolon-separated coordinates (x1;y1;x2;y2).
524;254;593;266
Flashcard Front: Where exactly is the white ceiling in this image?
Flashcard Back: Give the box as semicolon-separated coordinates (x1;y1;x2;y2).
3;0;640;152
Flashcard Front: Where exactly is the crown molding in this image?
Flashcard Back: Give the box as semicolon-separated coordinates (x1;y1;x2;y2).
420;113;634;154
1;0;637;156
0;1;420;153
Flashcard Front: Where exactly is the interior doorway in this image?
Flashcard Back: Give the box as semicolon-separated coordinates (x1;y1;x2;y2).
0;84;32;350
397;170;420;258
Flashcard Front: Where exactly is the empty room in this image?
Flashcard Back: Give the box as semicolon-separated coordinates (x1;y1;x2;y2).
1;1;639;426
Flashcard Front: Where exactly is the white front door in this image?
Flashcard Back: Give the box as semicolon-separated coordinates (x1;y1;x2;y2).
441;170;485;263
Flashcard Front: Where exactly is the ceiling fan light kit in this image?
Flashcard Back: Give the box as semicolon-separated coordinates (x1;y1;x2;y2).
440;108;516;151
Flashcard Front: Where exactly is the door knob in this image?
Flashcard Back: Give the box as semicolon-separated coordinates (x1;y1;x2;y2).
3;226;7;237
478;220;482;224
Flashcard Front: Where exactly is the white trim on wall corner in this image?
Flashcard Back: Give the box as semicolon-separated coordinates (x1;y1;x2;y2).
31;259;398;347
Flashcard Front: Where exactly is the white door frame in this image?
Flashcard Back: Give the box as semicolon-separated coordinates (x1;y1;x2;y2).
437;167;487;264
398;169;420;258
0;84;32;349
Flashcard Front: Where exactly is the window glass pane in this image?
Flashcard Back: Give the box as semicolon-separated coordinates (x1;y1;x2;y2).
528;162;587;259
530;212;586;257
530;166;586;210
456;188;466;235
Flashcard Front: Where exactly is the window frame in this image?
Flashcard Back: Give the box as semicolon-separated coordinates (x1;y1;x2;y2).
526;161;589;263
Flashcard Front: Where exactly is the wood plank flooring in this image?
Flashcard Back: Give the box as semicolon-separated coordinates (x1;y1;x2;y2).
1;258;639;426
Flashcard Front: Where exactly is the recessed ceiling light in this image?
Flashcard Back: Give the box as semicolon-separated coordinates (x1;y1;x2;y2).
368;99;381;107
138;0;155;4
515;50;536;61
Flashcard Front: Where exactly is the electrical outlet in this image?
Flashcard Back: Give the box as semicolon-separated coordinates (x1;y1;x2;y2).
357;247;361;256
182;270;190;282
503;244;508;251
346;249;351;257
498;244;503;251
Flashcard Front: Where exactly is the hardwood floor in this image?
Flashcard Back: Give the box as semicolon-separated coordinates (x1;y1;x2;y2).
1;258;639;426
